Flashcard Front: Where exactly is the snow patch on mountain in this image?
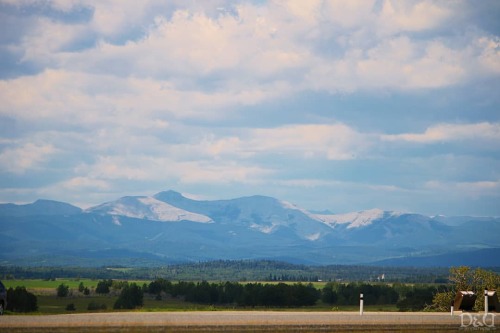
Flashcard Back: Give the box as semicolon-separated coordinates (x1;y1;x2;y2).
251;223;277;234
87;196;213;223
306;232;321;241
137;197;212;223
315;209;401;229
280;200;319;220
112;216;122;226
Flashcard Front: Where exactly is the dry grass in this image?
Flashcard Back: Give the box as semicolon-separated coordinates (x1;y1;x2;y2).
0;325;460;333
0;311;465;332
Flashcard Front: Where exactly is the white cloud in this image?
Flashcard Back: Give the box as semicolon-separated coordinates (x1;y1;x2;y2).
248;124;367;160
0;0;85;12
424;180;500;198
378;0;451;34
0;143;56;174
189;123;368;160
0;69;289;129
176;161;271;184
19;18;88;64
475;36;500;75
7;0;489;97
40;122;367;195
382;122;500;144
61;176;110;191
89;0;148;37
323;0;377;29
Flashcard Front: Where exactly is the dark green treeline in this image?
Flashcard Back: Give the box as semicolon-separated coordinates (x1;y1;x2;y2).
146;279;447;310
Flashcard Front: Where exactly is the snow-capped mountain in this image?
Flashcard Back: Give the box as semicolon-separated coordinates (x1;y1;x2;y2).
0;190;499;266
152;191;334;241
87;196;212;223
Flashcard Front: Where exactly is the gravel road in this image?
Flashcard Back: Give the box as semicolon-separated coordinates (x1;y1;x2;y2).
0;311;468;330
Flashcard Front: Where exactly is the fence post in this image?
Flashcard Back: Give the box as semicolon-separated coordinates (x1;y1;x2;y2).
485;289;489;314
360;293;364;316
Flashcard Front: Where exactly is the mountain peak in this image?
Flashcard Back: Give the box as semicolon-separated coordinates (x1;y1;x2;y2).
0;199;82;217
154;190;189;201
87;195;212;223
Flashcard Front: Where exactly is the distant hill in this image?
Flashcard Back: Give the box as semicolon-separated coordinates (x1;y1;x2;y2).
0;190;498;267
0;199;82;216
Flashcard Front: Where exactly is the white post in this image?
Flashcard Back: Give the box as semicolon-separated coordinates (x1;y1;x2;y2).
485;289;489;314
360;293;364;316
450;305;454;316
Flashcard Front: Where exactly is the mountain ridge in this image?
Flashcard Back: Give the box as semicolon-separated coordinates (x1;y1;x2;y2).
1;190;498;267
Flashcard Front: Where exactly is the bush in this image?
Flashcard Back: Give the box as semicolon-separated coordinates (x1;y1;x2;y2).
114;283;143;309
95;279;113;294
87;301;107;311
431;266;500;312
148;278;172;295
66;303;76;311
396;287;435;311
6;287;38;312
429;290;454;312
57;283;69;297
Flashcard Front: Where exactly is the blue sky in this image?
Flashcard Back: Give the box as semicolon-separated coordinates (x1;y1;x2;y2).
0;0;499;216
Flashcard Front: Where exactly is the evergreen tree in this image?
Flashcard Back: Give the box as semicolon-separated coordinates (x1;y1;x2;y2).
114;283;143;309
7;287;38;312
56;283;69;297
95;279;112;294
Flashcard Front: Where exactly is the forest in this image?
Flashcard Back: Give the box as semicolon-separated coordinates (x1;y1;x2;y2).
0;259;458;283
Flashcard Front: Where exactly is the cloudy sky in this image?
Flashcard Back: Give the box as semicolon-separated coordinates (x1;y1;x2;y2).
0;0;499;216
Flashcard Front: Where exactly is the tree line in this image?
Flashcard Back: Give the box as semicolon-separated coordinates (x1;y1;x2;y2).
158;280;320;307
0;260;455;283
5;266;498;313
145;279;445;310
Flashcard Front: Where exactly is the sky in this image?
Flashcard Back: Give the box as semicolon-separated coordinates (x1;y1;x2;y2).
0;0;499;216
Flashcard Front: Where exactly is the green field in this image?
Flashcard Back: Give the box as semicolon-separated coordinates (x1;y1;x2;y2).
3;279;100;290
2;278;402;315
33;295;398;315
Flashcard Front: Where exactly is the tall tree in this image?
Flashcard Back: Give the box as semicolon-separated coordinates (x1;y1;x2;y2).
56;283;69;297
431;266;499;311
7;287;38;312
114;283;143;309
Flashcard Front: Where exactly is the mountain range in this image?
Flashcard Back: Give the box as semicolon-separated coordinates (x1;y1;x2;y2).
0;190;498;267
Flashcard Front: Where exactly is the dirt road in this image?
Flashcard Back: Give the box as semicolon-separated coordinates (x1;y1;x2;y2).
0;311;481;332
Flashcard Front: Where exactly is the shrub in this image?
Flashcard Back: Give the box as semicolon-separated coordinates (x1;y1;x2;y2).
87;301;107;311
95;279;113;294
57;283;69;297
114;283;143;309
6;287;38;312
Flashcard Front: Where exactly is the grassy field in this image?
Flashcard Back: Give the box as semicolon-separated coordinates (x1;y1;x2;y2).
3;279;100;290
3;279;329;290
3;278;401;315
